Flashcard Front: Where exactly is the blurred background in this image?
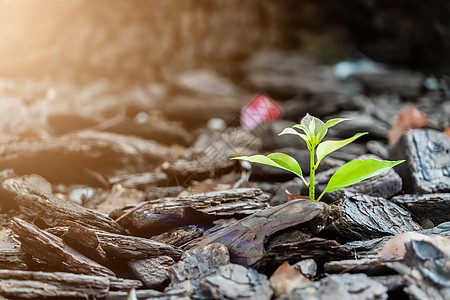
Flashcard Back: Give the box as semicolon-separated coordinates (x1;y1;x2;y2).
0;0;449;83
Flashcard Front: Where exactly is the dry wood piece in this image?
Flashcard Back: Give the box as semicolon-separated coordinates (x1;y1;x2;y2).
151;225;205;248
52;224;184;261
196;199;329;268
0;270;110;299
324;259;399;276
128;256;175;290
200;264;273;300
0;228;27;270
114;188;270;236
0;175;123;233
391;193;450;226
11;218;115;277
0;130;172;185
325;194;422;242
390;129;450;193
265;237;352;266
278;273;388;300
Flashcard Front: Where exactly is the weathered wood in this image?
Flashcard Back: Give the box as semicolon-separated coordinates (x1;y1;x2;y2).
0;270;110;299
0;229;27;270
128;256;175;290
195;199;329;268
390;129;450;193
325;194;422;242
324;259;399;276
0;175;123;233
114;188;270;236
278;273;388;300
264;237;352;266
391;193;450;226
0;130;172;185
11;218;115;277
151;225;205;248
199;264;273;300
50;224;184;261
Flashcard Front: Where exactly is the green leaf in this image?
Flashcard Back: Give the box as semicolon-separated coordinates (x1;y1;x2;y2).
300;114;325;144
266;153;303;177
316;132;368;164
279;128;311;149
315;117;349;145
318;159;405;200
292;124;311;137
231;153;303;178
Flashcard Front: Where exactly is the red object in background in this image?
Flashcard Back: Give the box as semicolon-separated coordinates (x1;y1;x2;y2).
241;93;281;131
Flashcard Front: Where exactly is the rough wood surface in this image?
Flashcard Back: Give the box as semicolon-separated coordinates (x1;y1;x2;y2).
0;130;172;185
200;264;273;300
324;259;399;276
50;224;184;261
114;188;270;236
391;193;450;226
326;194;422;242
264;237;352;266
11;218;115;277
128;256;175;290
0;175;123;233
390;129;450;193
151;225;205;248
196;199;329;268
0;270;110;299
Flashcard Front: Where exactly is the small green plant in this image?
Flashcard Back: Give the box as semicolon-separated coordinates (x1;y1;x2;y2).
232;114;404;202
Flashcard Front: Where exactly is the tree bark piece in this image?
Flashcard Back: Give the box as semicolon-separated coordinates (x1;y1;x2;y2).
51;224;184;261
107;171;168;189
0;130;172;185
128;256;175;290
324;259;399;276
114;188;270;236
390;129;450;193
391;193;450;226
0;270;110;299
0;175;123;233
278;273;388;300
326;194;422;242
265;237;352;267
11;218;115;277
200;264;273;300
195;199;329;268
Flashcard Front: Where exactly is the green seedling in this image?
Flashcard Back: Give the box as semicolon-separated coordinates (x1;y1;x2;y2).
232;114;404;202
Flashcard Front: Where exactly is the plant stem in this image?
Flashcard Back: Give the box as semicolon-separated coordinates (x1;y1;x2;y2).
309;147;315;201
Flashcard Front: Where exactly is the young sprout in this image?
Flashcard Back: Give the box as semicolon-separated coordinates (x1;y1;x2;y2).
232;114;404;202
